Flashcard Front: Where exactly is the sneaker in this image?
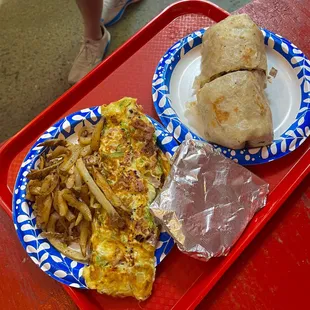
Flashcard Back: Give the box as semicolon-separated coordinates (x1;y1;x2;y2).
102;0;141;27
68;26;111;85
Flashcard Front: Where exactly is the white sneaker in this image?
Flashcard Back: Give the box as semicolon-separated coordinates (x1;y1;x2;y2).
102;0;141;26
68;26;111;85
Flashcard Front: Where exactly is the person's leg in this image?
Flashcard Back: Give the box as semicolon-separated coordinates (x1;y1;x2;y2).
76;0;103;40
69;0;111;85
69;0;141;84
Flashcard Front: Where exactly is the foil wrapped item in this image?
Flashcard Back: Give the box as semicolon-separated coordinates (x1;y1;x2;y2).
150;139;269;261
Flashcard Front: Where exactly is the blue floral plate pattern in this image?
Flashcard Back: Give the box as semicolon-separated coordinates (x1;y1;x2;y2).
152;28;309;165
13;106;178;288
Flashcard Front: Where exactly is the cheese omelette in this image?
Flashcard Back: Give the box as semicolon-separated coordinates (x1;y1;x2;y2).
83;98;170;300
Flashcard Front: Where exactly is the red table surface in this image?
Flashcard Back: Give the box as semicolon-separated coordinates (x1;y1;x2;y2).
1;177;309;309
0;0;309;309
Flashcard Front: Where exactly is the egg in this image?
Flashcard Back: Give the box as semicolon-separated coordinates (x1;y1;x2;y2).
83;98;170;300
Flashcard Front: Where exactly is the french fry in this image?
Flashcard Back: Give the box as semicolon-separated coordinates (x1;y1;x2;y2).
57;190;69;217
52;190;60;213
36;195;52;229
26;180;41;200
27;161;62;180
79;220;90;257
89;194;101;209
40;182;53;196
68;165;75;175
29;186;42;195
75;212;83;226
76;158;120;221
43;195;53;226
62;188;92;221
93;203;101;209
27;179;42;188
91;118;104;151
59;173;67;187
80;184;90;205
78;127;93;146
74;166;82;190
55;189;75;221
68;221;75;237
89;194;95;208
92;168;122;208
80;145;92;157
40;172;59;196
39;155;45;170
79;136;92;146
25;191;34;202
38;139;67;148
46;156;65;167
48;146;68;159
65;173;75;189
59;145;81;172
65;209;76;222
47;212;60;232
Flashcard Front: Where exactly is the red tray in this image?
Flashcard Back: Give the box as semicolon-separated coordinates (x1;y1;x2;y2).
0;1;309;309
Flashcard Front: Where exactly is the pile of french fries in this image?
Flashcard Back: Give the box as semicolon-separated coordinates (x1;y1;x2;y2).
26;118;121;262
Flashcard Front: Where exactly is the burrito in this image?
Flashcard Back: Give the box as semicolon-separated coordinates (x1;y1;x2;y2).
197;70;273;149
197;14;267;87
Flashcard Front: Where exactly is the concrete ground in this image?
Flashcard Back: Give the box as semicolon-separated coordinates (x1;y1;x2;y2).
0;0;249;142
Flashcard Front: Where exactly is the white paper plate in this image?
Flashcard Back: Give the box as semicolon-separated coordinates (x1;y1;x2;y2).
13;107;177;288
152;28;310;165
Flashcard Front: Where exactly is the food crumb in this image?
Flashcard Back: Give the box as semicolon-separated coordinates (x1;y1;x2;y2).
185;101;197;110
269;67;278;78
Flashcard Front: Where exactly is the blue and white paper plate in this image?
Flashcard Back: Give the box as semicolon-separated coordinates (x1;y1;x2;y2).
152;28;310;165
13;107;178;288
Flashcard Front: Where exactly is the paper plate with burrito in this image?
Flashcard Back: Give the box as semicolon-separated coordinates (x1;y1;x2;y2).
152;14;309;165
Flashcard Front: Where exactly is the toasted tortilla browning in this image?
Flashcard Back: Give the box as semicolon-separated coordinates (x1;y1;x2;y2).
197;71;273;149
198;14;267;86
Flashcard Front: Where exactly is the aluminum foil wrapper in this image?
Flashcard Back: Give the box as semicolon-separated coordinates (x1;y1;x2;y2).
150;139;269;261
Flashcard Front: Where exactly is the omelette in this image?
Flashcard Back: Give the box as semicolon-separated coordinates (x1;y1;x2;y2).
83;98;170;300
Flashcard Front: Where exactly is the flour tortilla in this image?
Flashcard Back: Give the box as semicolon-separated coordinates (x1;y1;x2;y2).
197;70;273;149
198;14;267;87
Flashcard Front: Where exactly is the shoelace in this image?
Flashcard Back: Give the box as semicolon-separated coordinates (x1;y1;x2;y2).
115;0;128;6
76;40;100;66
